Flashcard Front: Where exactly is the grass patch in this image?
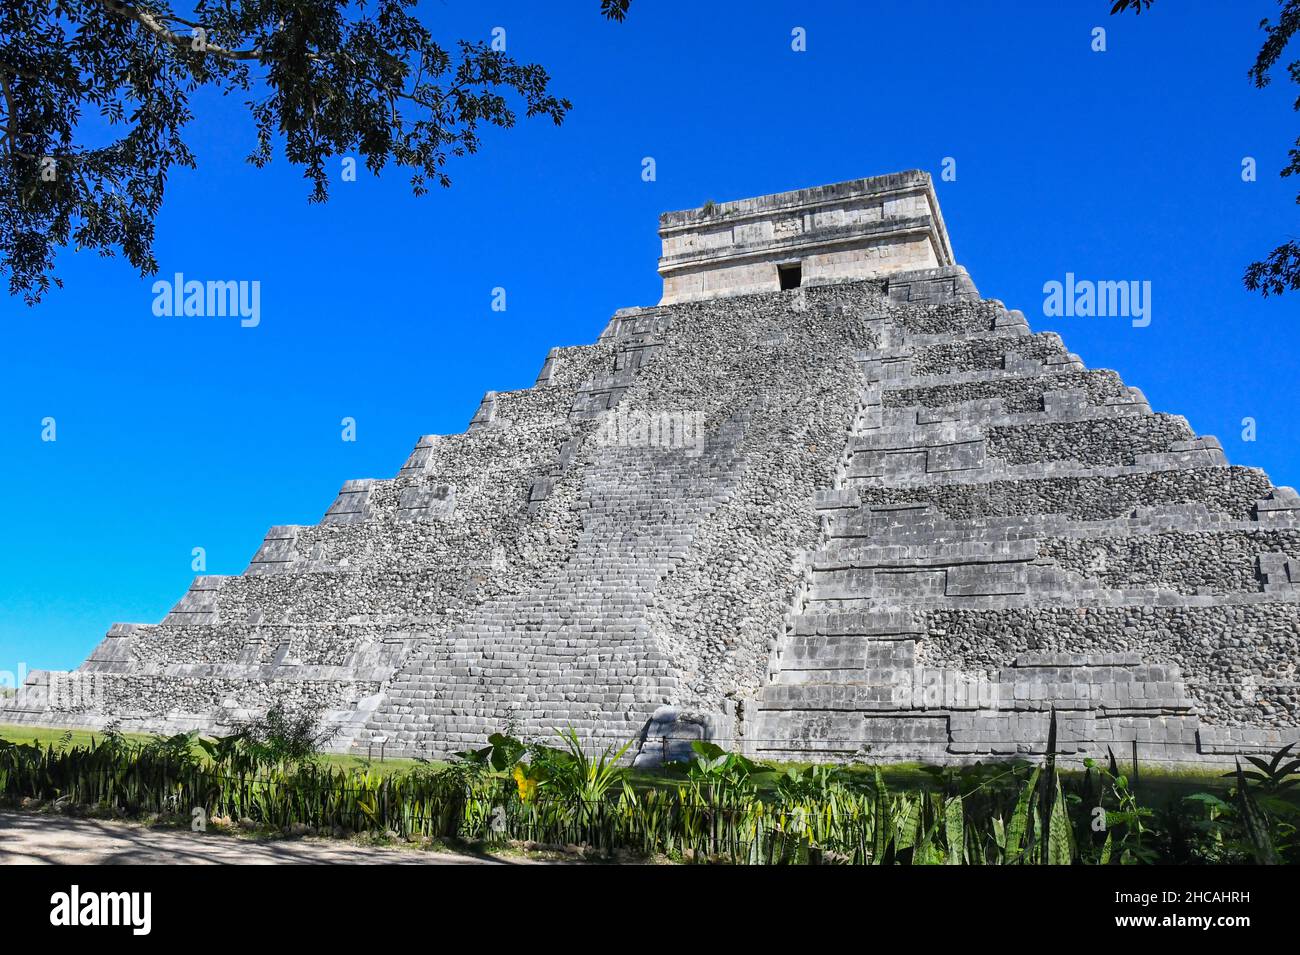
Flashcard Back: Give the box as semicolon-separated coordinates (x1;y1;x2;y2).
316;752;435;775
0;724;139;750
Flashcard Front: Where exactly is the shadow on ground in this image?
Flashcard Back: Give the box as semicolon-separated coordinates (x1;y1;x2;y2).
0;811;518;865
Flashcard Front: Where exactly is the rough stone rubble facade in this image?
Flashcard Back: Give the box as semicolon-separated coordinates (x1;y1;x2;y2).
7;170;1299;766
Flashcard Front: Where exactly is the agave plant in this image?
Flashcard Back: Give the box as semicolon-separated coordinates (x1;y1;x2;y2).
541;727;632;805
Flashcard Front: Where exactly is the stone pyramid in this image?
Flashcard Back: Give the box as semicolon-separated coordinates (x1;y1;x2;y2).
8;171;1299;765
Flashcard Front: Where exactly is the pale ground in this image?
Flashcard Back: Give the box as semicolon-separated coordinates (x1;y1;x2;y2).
0;812;510;865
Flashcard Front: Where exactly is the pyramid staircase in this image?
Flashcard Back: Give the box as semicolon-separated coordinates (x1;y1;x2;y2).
754;297;1300;764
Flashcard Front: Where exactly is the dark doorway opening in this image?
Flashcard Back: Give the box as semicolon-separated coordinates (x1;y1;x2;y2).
777;262;802;291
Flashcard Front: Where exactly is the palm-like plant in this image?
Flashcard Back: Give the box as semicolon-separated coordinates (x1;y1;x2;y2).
545;727;633;806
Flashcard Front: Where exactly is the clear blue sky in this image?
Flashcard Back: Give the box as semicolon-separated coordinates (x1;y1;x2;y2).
2;0;1296;673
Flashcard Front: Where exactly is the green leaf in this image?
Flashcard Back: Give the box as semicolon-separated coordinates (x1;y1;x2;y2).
690;740;725;761
1005;768;1040;863
1235;760;1280;865
872;768;891;864
1047;775;1073;865
894;795;919;851
944;796;964;864
1272;758;1300;779
1245;755;1274;776
1183;792;1231;811
1268;742;1296;774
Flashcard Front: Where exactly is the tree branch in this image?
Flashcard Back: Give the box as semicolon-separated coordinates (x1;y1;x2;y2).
0;71;16;150
99;0;262;61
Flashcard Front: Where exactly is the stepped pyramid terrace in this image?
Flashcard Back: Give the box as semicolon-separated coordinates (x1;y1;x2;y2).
7;170;1300;765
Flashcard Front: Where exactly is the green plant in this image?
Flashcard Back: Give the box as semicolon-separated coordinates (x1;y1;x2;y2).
1081;754;1157;865
680;741;770;796
217;700;338;767
541;727;632;805
3;724;1297;866
1232;760;1281;865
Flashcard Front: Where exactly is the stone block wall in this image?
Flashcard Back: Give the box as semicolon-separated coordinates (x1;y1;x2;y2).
752;272;1300;765
6;243;1298;769
657;172;955;304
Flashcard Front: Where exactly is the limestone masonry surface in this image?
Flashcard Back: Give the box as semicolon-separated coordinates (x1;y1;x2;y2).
7;171;1299;766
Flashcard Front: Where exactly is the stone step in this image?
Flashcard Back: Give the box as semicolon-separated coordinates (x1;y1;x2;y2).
829;502;1236;543
748;710;950;758
843;448;1231;493
855;389;1151;438
846;416;1202;483
771;635;918;684
788;609;925;638
814;538;1039;570
853;466;1271;526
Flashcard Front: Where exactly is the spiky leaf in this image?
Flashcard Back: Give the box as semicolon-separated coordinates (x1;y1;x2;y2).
944;795;964;864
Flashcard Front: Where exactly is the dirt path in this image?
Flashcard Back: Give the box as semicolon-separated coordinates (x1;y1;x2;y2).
0;811;505;865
